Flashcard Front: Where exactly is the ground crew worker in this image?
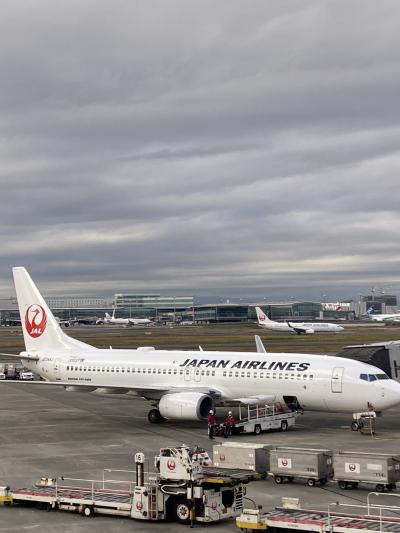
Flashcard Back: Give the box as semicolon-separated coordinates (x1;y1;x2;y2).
224;411;235;438
207;410;216;439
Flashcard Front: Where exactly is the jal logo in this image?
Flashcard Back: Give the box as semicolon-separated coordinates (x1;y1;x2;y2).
25;305;47;338
220;454;226;462
282;459;288;466
167;460;176;471
259;314;266;321
349;463;356;472
211;501;218;510
136;501;143;510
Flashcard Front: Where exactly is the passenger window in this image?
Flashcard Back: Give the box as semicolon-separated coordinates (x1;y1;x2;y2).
173;369;177;374
79;366;82;371
266;373;270;379
297;374;301;379
116;368;119;372
162;369;166;374
223;371;226;377
211;371;215;376
121;368;125;373
157;369;161;374
284;373;288;379
290;374;295;380
83;367;87;371
235;372;239;377
241;372;245;378
168;370;171;375
111;368;114;372
259;372;264;378
106;367;110;372
179;370;183;375
153;369;156;374
228;372;232;377
278;373;283;379
137;368;141;373
309;374;314;380
272;373;276;379
201;371;205;376
246;372;250;378
253;372;257;378
303;374;307;379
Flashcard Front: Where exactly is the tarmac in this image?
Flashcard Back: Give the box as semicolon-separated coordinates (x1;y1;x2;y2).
1;381;400;532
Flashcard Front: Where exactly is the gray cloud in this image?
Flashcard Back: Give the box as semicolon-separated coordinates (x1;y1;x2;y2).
0;0;400;301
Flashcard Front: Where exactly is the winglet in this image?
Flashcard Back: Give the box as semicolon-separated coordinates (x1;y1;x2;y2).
255;335;266;353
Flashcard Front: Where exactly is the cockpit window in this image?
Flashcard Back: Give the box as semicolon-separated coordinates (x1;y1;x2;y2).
376;373;389;380
368;374;377;381
360;373;389;381
360;374;368;381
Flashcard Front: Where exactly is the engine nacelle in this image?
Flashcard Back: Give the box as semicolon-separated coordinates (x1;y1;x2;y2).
305;329;314;334
159;392;213;421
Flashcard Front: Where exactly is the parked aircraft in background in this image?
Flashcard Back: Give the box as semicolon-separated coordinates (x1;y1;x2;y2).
0;268;398;427
366;306;400;322
255;307;344;334
96;308;152;326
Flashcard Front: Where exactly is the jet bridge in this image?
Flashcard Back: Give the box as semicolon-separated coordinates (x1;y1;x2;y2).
336;341;400;382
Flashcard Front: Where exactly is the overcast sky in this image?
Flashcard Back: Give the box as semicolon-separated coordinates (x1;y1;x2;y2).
0;1;399;301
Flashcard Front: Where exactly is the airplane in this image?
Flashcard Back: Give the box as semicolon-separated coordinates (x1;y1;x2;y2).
1;267;399;428
96;308;152;326
366;306;400;323
255;307;344;334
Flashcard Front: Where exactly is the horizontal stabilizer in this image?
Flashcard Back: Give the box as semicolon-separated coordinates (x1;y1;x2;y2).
0;352;39;361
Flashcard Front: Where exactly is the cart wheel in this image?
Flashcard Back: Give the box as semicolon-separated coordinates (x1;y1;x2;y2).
320;478;327;486
274;476;283;484
387;485;394;492
82;506;94;517
376;484;385;493
288;477;294;483
173;498;191;525
307;478;316;487
351;482;359;489
351;421;359;431
338;481;347;490
254;424;262;435
280;421;288;432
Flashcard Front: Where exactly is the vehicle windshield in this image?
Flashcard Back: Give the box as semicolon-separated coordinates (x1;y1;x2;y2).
360;373;389;381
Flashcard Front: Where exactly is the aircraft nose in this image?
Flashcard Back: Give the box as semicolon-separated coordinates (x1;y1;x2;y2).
381;380;400;409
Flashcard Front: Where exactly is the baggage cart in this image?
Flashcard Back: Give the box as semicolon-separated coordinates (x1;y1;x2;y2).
269;447;333;487
213;442;272;473
333;451;400;491
234;403;298;435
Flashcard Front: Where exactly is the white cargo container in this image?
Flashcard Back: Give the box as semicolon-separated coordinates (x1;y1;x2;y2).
333;451;400;491
213;442;272;473
269;447;333;487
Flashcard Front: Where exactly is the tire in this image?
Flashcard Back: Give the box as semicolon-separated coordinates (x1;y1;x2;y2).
338;481;347;490
307;478;316;487
376;484;385;493
274;476;283;484
82;506;94;517
387;485;394;492
320;478;327;486
281;420;288;432
351;421;359;431
173;498;191;525
351;482;359;489
288;477;294;483
254;424;262;435
148;409;165;424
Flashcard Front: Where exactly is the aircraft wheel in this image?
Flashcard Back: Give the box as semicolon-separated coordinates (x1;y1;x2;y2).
148;409;165;424
254;424;262;435
351;421;359;431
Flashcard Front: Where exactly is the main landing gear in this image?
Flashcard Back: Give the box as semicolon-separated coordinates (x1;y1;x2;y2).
148;408;166;424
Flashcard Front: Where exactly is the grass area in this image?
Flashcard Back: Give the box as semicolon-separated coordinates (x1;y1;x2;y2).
1;322;400;355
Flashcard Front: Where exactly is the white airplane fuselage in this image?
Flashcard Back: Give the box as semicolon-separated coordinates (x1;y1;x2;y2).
23;348;400;414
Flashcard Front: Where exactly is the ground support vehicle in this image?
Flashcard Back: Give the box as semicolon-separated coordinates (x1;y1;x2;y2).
351;411;377;433
269;447;333;487
0;446;259;526
332;451;400;492
234;403;298;436
237;495;400;533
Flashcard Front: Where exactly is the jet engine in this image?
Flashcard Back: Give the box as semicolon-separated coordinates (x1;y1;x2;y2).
158;392;213;421
305;329;314;334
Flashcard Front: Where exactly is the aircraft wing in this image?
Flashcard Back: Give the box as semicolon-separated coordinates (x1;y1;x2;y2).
0;352;39;361
286;322;313;334
232;394;276;405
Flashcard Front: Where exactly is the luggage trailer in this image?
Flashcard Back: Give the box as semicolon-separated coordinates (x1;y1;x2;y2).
234;403;298;436
237;494;400;533
0;446;260;526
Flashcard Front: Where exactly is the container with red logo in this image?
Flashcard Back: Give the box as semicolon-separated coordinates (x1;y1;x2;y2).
213;442;272;472
332;451;400;491
269;447;333;487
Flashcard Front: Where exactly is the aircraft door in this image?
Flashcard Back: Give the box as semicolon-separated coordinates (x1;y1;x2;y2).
331;366;344;393
53;360;61;381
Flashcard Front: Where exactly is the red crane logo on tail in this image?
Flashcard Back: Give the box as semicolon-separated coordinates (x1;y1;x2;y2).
25;305;47;338
259;314;266;321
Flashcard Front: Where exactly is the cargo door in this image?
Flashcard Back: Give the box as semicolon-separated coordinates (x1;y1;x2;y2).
331;367;344;393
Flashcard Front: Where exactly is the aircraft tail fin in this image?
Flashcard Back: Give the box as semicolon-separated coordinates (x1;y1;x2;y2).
255;335;267;353
12;267;95;353
255;306;271;324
